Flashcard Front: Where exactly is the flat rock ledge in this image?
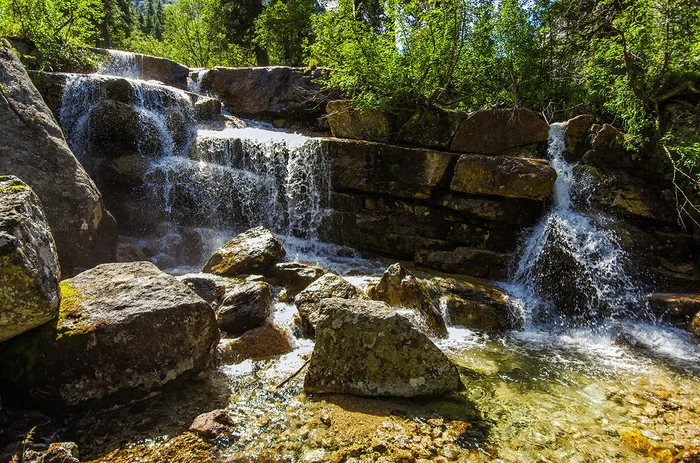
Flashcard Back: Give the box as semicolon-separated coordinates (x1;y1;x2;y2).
304;298;462;397
0;261;218;408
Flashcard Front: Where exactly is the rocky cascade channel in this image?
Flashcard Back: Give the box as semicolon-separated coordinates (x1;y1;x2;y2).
1;45;700;463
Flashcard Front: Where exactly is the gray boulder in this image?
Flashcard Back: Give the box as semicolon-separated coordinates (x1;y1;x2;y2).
0;41;118;274
304;298;462;397
203;226;286;277
294;273;362;336
217;281;272;335
0;176;60;343
367;263;447;338
0;261;218;408
269;262;325;295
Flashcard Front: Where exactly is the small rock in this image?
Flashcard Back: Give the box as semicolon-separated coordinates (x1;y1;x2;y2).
176;272;229;305
218;323;293;364
217;281;272;335
189;409;236;439
270;262;325;295
203;226;285;277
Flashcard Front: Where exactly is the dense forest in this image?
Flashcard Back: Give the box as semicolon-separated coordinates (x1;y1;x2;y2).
1;0;699;208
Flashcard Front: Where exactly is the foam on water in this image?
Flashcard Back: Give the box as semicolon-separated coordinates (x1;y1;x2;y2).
98;49;142;79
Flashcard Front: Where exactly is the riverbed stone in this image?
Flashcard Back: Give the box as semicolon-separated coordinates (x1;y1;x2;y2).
216;281;272;335
450;154;556;201
0;261;218;408
217;323;293;364
367;263;447;338
0;42;118;273
203;226;286;277
176;272;229;306
304;298;462;397
326;100;392;142
450;108;549;154
294;273;363;336
269;262;325;295
189;409;236;439
0;177;60;343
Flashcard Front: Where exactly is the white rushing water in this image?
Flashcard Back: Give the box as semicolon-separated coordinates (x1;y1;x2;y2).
507;122;642;325
97;49;142;79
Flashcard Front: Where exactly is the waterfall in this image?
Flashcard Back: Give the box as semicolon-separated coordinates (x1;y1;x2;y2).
508;123;642;325
59;74;196;161
98;49;142;79
147;127;330;239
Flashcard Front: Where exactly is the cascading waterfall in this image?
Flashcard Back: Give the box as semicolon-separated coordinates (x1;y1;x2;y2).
97;49;142;79
147;127;331;239
60;74;196;161
508;122;642;325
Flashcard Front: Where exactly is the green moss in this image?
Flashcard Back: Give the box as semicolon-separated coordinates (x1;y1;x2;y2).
56;281;94;338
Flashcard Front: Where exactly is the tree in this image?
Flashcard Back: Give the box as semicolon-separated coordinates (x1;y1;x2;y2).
254;0;319;66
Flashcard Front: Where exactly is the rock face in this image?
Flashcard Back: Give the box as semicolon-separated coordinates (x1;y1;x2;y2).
294;274;363;336
198;66;331;130
449;108;549;154
450;154;557;201
0;261;218;408
217;323;293;364
0;177;60;343
414;248;513;281
394;108;466;150
367;264;447;337
203;227;286;277
645;294;700;328
304;298;462;397
326;100;392;142
0;41;118;273
216;281;272;335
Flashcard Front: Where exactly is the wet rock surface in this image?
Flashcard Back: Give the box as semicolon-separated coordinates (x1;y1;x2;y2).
0;261;218;408
203;227;286;277
269;262;325;296
0;43;117;273
304;297;462;397
0;176;60;343
216;281;272;335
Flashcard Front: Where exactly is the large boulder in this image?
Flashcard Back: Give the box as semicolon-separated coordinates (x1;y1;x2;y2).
0;261;218;408
203;227;286;277
198;66;330;130
326;100;392;142
303;298;462;397
367;264;447;338
294;273;363;336
450;154;556;201
0;41;118;273
449;108;549;154
216;281;272;335
393;108;466;150
323;138;455;200
0;177;60;343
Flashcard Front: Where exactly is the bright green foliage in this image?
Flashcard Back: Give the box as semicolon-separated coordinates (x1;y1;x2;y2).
254;0;319;66
0;0;103;69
